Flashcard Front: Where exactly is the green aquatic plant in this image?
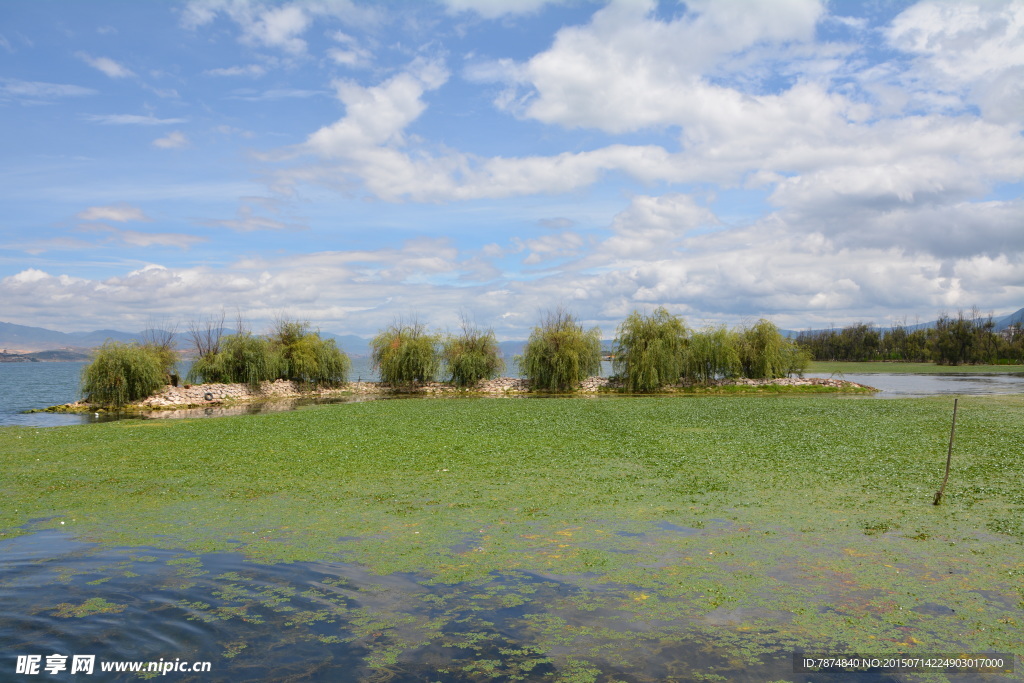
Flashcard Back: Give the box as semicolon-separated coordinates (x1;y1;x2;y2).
613;307;687;392
519;309;602;392
5;395;1024;678
81;341;169;407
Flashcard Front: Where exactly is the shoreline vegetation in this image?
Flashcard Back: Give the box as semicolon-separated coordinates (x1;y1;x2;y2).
808;360;1024;374
53;308;1022;412
37;375;878;414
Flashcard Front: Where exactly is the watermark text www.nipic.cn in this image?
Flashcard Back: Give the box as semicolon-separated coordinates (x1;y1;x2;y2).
15;655;212;676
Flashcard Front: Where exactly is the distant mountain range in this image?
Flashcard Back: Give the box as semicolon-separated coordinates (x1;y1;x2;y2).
0;321;376;357
3;307;1021;355
779;307;1024;338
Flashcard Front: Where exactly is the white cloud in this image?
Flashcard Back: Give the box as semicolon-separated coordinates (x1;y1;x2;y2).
885;1;1024;124
517;231;586;265
601;194;717;259
181;0;380;55
200;205;300;232
247;4;311;54
228;88;327;101
304;58;449;155
152;131;190;149
441;0;574;19
0;78;96;102
472;0;825;133
75;52;135;78
204;64;267;77
85;114;189;125
77;223;206;249
77;204;152;222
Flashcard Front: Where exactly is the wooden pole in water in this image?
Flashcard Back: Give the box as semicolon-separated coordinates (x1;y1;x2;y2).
933;398;959;506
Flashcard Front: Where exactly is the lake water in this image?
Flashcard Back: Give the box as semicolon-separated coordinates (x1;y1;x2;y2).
0;528;807;682
1;361;1022;428
4;369;1022;680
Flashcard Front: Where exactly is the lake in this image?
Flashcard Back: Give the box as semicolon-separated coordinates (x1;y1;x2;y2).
1;360;1022;427
3;393;1022;681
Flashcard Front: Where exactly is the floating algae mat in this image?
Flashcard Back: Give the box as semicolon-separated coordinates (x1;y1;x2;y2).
2;396;1023;680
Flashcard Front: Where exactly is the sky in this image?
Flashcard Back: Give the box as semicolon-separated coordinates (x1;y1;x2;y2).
1;0;1022;340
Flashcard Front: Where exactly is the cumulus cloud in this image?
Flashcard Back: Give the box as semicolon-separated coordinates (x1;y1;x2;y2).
470;0;825;133
152;131;190;149
181;0;379;55
886;0;1024;124
75;52;135;78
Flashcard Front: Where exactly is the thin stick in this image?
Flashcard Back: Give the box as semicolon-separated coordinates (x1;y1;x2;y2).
933;398;959;505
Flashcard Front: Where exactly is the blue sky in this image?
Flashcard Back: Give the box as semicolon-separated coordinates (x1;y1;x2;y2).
2;0;1022;339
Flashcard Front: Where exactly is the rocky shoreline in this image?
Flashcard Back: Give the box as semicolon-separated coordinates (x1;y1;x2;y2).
42;376;876;413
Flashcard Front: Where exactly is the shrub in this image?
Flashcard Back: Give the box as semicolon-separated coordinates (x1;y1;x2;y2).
519;309;602;392
442;325;504;387
684;325;741;384
187;332;282;388
613;307;687;392
270;319;350;386
82;341;167;407
371;321;441;385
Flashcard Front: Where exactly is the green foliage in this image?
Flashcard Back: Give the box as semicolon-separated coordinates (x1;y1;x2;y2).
613;307;687;392
520;309;602;392
684;325;741;384
270;319;350;386
781;342;812;377
796;309;1022;365
187;332;282;389
81;341;167;407
442;326;504;387
371;321;441;385
188;318;349;388
738;319;793;379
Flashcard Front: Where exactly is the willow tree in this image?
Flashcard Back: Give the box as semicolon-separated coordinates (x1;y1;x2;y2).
738;319;792;379
520;309;602;392
684;324;741;384
82;341;167;407
187;331;282;389
442;324;504;387
613;307;687;392
270;318;350;386
371;321;441;385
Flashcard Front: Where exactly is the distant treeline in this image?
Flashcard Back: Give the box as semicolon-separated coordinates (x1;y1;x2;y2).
795;310;1024;365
